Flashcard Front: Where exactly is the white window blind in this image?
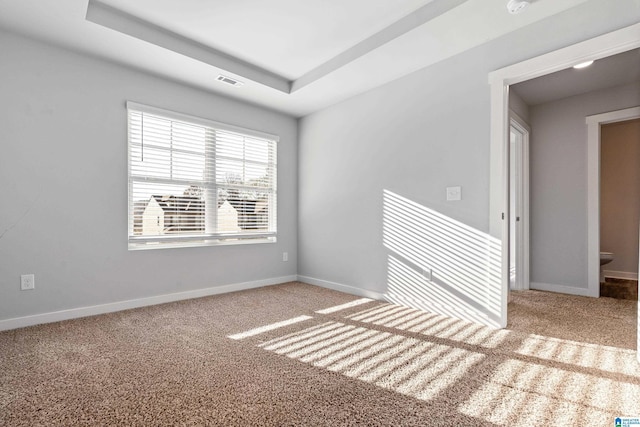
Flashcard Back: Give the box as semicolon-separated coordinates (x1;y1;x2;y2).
127;102;277;249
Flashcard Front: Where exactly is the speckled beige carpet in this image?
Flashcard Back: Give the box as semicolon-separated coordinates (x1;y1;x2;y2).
1;282;638;426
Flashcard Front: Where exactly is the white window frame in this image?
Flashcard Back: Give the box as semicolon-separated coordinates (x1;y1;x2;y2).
127;101;278;250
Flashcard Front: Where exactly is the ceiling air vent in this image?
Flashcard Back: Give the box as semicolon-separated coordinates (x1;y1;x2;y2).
216;75;243;87
506;0;530;14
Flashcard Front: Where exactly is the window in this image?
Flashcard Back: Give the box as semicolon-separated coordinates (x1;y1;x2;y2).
127;102;277;249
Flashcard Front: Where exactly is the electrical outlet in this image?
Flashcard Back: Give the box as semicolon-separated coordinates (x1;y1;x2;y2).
21;274;35;291
282;252;288;262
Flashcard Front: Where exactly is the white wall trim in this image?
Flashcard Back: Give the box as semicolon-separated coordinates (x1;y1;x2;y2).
603;270;639;281
489;23;640;86
0;275;297;332
298;275;500;328
586;106;640;297
489;23;640;331
509;110;531;133
530;282;595;297
297;275;385;300
585;106;640;126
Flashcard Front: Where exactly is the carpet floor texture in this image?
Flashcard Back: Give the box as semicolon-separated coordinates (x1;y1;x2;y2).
1;282;638;426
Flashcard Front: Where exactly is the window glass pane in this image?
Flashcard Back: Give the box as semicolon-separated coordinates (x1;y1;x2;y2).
217;187;270;232
216;159;245;184
244;163;271;187
132;182;205;236
140;115;172;149
131;147;171;179
172;121;207;153
244;137;270;163
216;131;245;159
172;152;205;181
216;159;271;186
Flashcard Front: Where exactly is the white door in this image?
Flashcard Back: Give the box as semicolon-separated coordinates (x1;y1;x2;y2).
509;118;530;291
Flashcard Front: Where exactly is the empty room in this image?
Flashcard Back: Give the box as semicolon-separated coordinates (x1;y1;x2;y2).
1;0;640;425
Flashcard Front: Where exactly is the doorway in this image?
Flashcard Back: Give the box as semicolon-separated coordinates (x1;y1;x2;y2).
586;108;640;296
599;118;640;299
488;22;640;335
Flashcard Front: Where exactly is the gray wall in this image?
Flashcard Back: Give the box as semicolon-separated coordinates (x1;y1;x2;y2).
528;82;640;288
0;31;297;321
601;119;640;276
298;0;640;322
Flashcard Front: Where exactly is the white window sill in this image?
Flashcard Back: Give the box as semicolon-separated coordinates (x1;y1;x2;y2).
128;236;276;251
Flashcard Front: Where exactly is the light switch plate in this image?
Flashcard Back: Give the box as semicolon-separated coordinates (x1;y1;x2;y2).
446;186;461;201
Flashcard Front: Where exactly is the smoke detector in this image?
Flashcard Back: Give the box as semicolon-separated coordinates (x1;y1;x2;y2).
507;0;530;14
216;75;244;87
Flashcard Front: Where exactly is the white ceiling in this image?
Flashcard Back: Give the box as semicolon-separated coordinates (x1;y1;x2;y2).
512;48;640;106
0;0;591;117
100;0;434;80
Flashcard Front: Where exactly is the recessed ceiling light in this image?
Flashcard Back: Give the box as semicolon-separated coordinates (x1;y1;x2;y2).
507;0;530;14
573;60;594;69
216;75;244;87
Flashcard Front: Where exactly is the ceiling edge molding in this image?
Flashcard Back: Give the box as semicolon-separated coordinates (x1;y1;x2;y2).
291;0;469;92
85;0;292;93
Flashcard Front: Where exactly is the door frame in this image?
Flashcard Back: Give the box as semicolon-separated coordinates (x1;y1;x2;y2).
488;23;640;329
586;107;640;297
509;113;530;291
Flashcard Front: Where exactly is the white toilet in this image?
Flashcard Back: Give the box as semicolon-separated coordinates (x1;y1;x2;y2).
600;251;614;283
600;252;614;266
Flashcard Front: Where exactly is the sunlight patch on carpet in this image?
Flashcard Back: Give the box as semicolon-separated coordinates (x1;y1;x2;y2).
459;357;640;425
227;315;313;340
315;298;374;314
516;334;637;375
258;320;485;402
347;303;510;348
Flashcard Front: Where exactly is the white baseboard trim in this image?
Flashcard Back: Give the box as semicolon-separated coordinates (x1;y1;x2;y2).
0;275;298;332
298;275;500;328
530;282;596;297
603;270;638;281
297;275;385;300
